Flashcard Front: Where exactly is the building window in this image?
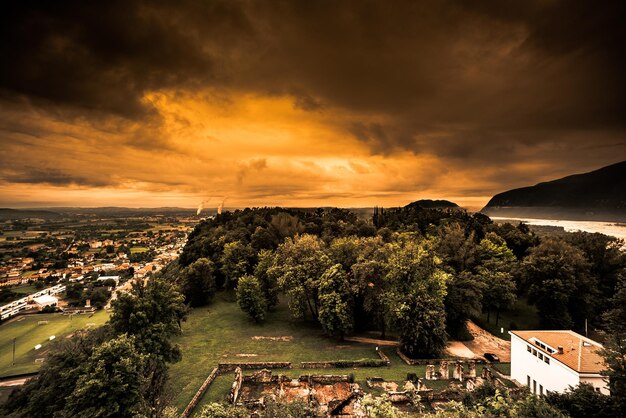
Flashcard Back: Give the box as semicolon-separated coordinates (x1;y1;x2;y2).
532;349;537;356
540;384;544;395
527;345;531;353
544;357;550;365
533;380;537;394
527;375;531;387
538;353;544;361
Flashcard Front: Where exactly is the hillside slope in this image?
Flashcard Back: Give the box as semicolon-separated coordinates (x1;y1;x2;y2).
482;161;626;222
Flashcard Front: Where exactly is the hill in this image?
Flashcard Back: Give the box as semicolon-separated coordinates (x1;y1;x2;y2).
405;199;459;209
0;208;62;220
482;161;626;222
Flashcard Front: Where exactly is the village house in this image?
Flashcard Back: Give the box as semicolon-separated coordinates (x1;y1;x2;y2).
510;330;609;396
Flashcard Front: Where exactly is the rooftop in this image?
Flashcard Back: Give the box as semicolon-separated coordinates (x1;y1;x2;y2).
510;330;605;374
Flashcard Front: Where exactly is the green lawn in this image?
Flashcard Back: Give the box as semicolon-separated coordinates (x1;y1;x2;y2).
170;295;501;415
475;298;540;337
0;310;110;377
130;246;149;254
11;284;37;295
170;295;380;411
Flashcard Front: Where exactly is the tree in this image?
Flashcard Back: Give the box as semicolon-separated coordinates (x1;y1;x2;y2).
544;383;614;418
1;327;111;418
476;234;517;327
236;275;267;322
523;238;592;329
435;223;477;272
220;241;254;288
250;226;276;251
328;236;363;271
601;274;626;416
62;335;147;418
110;276;187;362
108;276;187;414
196;403;248;418
273;234;332;320
318;264;353;339
351;241;392;338
434;389;566;417
445;271;484;340
480;271;516;328
82;286;111;309
259;397;313;418
490;222;538;259
362;394;400;418
386;237;448;358
181;258;216;307
254;249;280;310
65;282;84;300
566;232;626;314
270;212;304;239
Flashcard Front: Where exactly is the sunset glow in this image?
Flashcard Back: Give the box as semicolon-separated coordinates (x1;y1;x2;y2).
1;1;624;209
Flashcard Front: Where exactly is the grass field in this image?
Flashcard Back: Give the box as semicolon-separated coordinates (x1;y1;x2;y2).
169;294;381;411
0;310;110;377
130;246;149;254
169;294;505;414
11;285;37;295
475;298;540;337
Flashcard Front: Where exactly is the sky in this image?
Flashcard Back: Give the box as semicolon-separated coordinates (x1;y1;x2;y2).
1;1;625;210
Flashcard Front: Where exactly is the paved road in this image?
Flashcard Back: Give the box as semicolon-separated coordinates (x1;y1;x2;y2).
0;376;32;387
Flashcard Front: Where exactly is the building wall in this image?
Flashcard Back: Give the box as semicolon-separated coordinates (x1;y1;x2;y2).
511;334;579;395
580;376;610;395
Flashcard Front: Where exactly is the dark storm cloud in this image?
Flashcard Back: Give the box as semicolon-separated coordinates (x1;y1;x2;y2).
1;167;112;187
1;0;625;169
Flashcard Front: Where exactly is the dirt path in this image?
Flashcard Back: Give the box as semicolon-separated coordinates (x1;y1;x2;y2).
463;320;511;362
0;377;31;387
344;336;399;346
445;341;477;358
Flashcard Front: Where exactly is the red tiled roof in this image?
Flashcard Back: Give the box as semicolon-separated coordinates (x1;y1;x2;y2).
511;330;605;374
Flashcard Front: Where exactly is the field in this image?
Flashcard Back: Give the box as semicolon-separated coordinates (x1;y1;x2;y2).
130;246;149;254
169;294;509;414
11;285;37;295
0;310;110;377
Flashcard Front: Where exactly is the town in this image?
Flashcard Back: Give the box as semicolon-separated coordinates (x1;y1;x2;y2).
0;209;194;319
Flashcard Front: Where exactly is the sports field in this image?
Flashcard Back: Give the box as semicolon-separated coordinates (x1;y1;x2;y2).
0;310;109;377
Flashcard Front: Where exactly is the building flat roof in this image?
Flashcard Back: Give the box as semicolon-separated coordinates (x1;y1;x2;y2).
33;294;58;305
510;330;605;374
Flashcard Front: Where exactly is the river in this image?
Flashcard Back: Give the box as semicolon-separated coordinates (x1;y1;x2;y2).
490;217;626;241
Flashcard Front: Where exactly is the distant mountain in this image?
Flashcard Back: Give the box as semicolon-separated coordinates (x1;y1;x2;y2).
405;199;460;209
0;208;62;220
482;161;626;222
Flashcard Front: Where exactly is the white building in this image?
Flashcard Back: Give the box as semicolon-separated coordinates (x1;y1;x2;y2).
33;294;58;309
0;284;66;320
510;330;609;396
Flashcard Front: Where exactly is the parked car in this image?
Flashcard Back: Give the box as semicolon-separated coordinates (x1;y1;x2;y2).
484;352;500;362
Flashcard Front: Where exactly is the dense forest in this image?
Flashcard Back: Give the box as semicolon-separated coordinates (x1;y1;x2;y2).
177;206;625;345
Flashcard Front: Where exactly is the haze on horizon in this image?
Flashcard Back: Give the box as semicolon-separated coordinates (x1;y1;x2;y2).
1;1;625;211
